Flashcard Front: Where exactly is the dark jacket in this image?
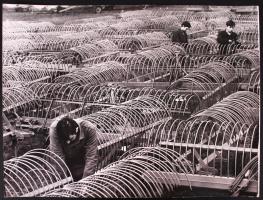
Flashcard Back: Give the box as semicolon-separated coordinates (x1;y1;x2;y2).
217;30;239;45
172;29;188;43
49;118;98;181
217;30;241;55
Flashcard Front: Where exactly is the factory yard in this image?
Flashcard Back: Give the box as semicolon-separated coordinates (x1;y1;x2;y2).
2;5;260;198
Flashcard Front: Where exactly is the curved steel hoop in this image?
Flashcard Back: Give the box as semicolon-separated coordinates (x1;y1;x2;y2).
4;148;73;197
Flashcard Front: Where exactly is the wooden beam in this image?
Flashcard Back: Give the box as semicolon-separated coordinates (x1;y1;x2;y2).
159;142;258;153
142;171;258;193
2;113;15;132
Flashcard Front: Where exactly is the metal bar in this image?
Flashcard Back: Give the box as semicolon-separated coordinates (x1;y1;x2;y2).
144;72;171;83
27;76;51;84
159;142;258;153
41;99;55;128
98;117;171;150
142;171;258;193
3;101;34;112
21;177;73;197
104;82;185;90
39;99;173;113
6;76;50;85
82;51;119;63
40;99;113;106
106;82;249;91
128;72;156;82
24;50;61;53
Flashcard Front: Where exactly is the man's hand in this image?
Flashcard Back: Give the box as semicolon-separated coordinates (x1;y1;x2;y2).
228;39;233;43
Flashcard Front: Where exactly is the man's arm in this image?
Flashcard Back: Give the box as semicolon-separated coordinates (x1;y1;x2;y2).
172;30;181;43
217;31;229;44
49;120;65;161
82;121;98;178
232;32;241;45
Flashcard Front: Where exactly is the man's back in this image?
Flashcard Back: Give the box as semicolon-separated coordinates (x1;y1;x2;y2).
172;29;188;43
49;117;98;181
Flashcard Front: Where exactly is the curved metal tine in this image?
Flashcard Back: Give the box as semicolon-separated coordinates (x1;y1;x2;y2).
85;173;130;197
66;182;108;198
97;169;140;197
121;160;165;197
80;178;118;198
106;166;150;197
4;163;34;197
4;170;22;197
21;155;62;183
25;148;72;179
46;187;86;197
124;148;171;196
4;162;38;192
131;147;193;188
149;120;167;146
160;149;193;188
131;153;177;191
7;154;48;186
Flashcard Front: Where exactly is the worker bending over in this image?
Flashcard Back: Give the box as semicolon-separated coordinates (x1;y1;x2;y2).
49;116;98;181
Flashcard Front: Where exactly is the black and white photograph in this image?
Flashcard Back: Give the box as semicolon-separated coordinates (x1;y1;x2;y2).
2;3;261;198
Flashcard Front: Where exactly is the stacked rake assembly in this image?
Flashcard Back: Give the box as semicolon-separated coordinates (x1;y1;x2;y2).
3;6;260;198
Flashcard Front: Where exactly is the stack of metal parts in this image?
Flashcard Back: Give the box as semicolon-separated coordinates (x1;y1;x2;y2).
42;147;193;197
4;149;73;197
144;91;259;194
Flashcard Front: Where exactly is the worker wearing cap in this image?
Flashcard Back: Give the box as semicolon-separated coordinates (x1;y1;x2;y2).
49;116;98;181
171;21;191;44
217;20;241;55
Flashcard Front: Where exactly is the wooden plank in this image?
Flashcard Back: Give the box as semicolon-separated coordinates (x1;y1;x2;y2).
193;148;207;170
195;151;221;172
